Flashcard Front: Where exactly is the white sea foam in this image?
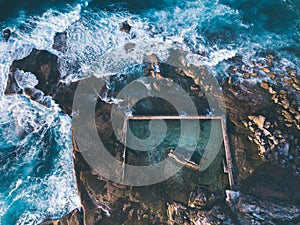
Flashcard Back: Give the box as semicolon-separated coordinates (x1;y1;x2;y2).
0;95;80;225
0;4;81;96
1;0;298;98
94;89;124;105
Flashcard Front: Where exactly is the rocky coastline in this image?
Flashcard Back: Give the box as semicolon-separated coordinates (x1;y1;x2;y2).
3;25;300;225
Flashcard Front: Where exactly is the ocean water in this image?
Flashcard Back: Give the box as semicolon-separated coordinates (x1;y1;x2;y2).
0;96;80;225
0;0;299;224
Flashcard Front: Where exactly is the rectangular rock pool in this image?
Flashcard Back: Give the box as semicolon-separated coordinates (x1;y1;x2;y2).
121;116;233;193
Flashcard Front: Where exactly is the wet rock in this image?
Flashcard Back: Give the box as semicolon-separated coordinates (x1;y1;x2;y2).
268;72;276;80
292;83;300;91
75;169;110;225
256;61;263;68
155;73;164;80
10;48;60;95
263;67;271;73
167;202;237;225
75;160;168;225
53;31;67;53
144;53;159;65
248;115;265;129
284;78;293;85
205;204;237;225
2;28;11;42
282;143;290;156
23;87;54;108
241;160;300;202
281;109;293;122
24;87;45;102
246;112;300;174
295;157;300;166
269;86;276;94
273;96;279;103
280;99;290;109
120;21;131;33
229;66;236;74
286;67;295;75
226;190;300;224
4;48;81;113
4;72;23;94
260;81;269;90
167;203;193;225
227;76;232;85
279;88;287;95
242;72;250;79
188;188;208;209
51;81;78;115
38;209;83;225
220;80;274;124
124;43;135;53
190;85;199;91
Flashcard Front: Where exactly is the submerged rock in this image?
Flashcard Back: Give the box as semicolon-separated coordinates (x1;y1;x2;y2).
120;21;131;33
2;28;11;42
53;31;68;53
24;87;45;102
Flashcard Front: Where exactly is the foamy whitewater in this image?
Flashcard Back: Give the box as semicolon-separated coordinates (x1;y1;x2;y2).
0;0;299;224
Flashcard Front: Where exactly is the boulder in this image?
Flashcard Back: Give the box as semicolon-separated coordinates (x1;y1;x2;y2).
242;72;250;79
120;21;131;33
167;202;237;225
53;31;68;53
5;72;22;94
260;81;269;90
2;28;11;42
220;80;274;123
38;209;83;225
248;115;266;129
262;67;271;73
10;48;60;95
188;188;208;209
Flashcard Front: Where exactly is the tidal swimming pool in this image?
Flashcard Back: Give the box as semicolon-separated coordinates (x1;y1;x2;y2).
122;116;233;192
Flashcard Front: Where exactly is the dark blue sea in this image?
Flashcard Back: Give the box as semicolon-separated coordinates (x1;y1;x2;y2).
0;0;299;224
